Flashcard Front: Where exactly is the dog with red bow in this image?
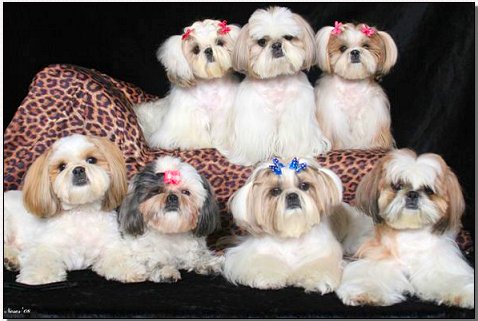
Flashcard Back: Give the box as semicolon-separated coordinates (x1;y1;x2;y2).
118;156;223;282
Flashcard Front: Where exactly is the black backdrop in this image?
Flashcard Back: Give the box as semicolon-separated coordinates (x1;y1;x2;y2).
3;3;475;317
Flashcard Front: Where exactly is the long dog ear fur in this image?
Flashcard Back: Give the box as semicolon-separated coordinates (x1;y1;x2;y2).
193;175;221;237
23;148;61;218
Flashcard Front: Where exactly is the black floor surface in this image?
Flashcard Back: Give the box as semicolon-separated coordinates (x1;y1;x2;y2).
4;268;475;318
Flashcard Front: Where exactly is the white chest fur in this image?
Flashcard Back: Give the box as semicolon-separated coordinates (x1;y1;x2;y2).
315;75;390;147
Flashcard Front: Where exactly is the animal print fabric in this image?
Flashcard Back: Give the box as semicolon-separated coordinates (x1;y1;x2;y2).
3;64;472;254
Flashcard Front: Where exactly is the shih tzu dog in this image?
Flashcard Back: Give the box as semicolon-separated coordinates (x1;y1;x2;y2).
134;19;240;150
4;134;147;285
118;156;223;282
315;22;398;150
223;157;344;292
336;149;474;309
223;7;330;166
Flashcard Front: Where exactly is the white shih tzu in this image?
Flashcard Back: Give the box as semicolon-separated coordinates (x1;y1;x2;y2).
4;134;147;285
134;19;240;150
223;157;344;292
336;149;474;309
315;22;398;150
223;7;330;166
118;156;223;282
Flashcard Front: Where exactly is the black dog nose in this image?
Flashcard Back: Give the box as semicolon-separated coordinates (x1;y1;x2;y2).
271;42;282;50
350;49;360;63
72;166;85;176
407;191;419;200
167;194;179;203
204;47;214;62
286;193;298;201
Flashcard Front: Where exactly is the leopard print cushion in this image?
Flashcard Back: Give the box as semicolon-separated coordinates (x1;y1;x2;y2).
4;64;473;254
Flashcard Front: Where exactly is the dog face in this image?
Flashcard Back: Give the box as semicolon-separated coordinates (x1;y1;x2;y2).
119;156;220;236
232;6;317;79
22;134;128;217
316;22;397;80
230;158;343;238
355;149;465;234
157;19;240;87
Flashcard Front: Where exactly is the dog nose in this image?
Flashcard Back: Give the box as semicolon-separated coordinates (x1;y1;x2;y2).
204;47;215;62
271;42;284;58
407;191;419;200
286;193;298;201
72;166;85;176
167;193;179;203
271;42;282;50
350;49;360;63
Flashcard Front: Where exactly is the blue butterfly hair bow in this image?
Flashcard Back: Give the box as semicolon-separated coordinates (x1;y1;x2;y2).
269;157;307;175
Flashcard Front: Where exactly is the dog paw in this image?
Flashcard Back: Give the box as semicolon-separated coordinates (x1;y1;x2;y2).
194;256;224;275
337;286;403;306
150;266;181;283
17;270;66;285
4;256;20;272
446;284;474;309
303;277;339;295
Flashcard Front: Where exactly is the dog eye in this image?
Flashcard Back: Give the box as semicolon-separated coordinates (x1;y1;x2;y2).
86;157;97;164
283;35;294;41
58;163;66;172
257;38;267;47
339;45;347;53
391;182;403;191
362;43;370;49
270;187;282;196
181;190;190;196
216;39;225;46
192;45;200;54
423;186;434;196
299;182;310;191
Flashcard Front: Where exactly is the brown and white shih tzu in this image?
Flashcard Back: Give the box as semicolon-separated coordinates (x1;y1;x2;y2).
223;158;344;292
223;7;330;166
118;156;223;282
336;149;474;309
134;19;240;151
315;22;398;150
4;134;147;285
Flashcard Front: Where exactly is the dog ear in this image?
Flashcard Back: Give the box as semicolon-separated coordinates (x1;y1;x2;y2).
377;30;398;76
232;23;250;74
193;175;221;237
23;148;61;217
354;157;387;223
315;26;334;73
118;176;145;236
292;13;317;70
157;35;196;87
432;159;465;234
89;136;128;211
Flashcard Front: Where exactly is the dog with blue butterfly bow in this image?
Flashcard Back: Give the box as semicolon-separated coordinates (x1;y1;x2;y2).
222;157;371;292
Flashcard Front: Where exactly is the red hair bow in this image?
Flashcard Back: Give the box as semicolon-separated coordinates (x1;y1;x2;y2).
181;28;194;40
361;24;375;37
164;170;181;185
218;20;231;35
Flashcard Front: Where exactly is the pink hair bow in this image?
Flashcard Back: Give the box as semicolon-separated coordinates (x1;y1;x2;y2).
331;21;344;35
164;170;181;185
218;20;231;35
181;28;194;40
360;24;375;37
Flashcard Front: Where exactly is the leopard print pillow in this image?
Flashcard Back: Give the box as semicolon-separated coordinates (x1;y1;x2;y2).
3;64;472;255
